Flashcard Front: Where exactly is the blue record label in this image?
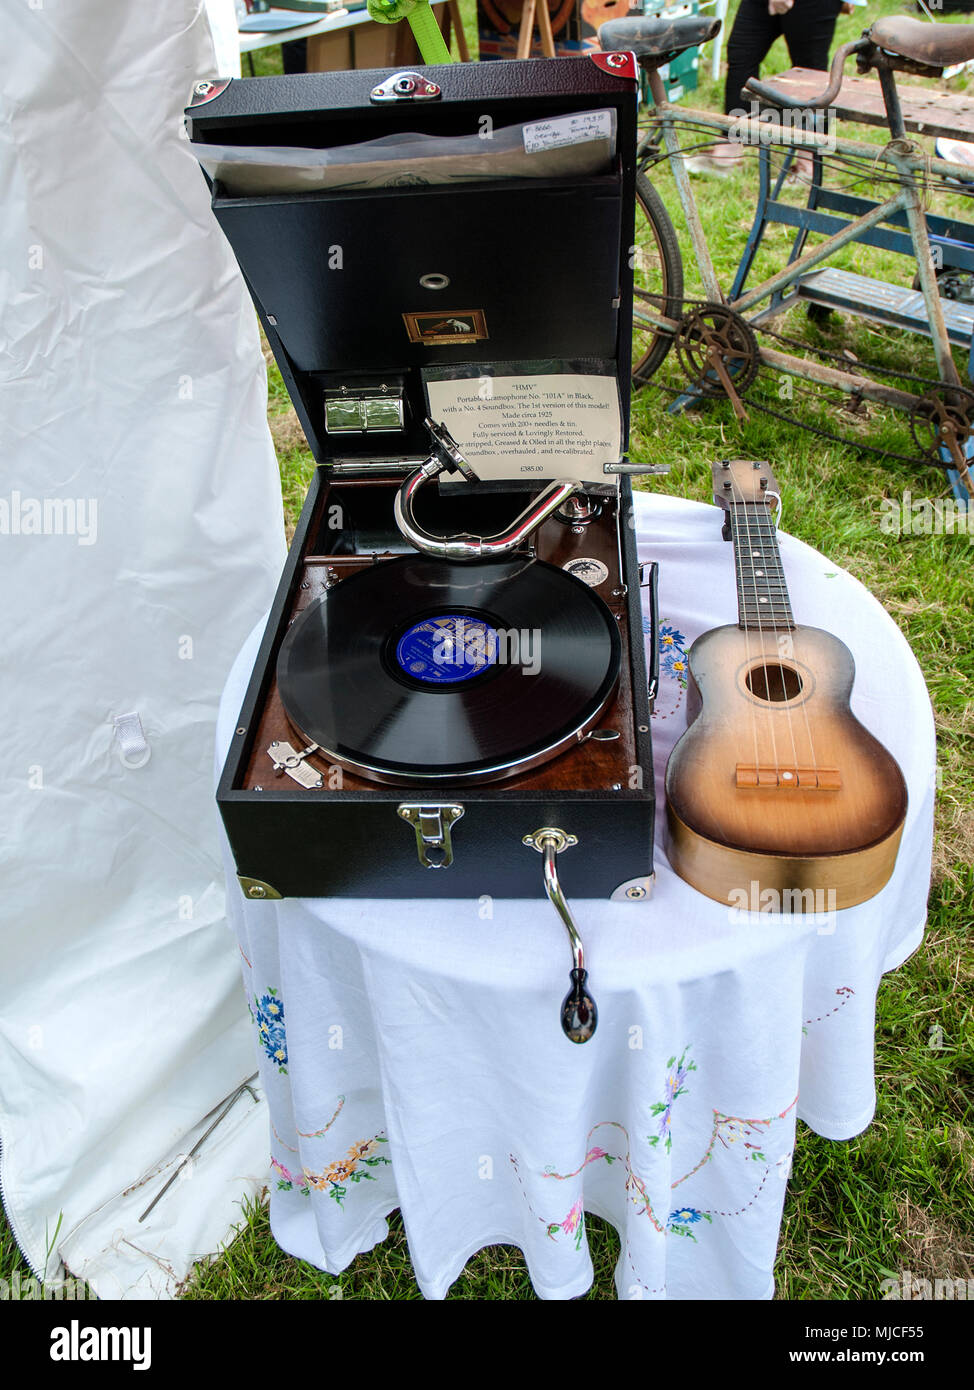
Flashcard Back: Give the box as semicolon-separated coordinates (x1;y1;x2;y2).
396;614;499;684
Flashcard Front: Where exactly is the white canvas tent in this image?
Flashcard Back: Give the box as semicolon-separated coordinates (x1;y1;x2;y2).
0;0;284;1297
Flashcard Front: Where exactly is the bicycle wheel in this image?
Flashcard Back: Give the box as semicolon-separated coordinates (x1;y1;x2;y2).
632;171;683;387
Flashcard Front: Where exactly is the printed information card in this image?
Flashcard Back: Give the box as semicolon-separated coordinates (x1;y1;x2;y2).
424;373;622;485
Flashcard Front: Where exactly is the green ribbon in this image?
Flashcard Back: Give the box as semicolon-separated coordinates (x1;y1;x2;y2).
366;0;454;65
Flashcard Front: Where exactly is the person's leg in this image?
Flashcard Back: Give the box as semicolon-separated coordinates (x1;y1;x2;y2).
689;0;783;173
725;0;783;115
780;1;844;178
281;39;308;75
780;0;844;74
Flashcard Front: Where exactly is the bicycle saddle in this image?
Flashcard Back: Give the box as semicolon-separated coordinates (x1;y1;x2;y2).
599;15;721;67
868;17;974;70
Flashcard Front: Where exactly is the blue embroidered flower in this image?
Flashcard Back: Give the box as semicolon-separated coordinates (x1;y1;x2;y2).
255;990;288;1071
660;649;688;680
667;1205;712;1241
656;623;689;688
669;1207;703;1225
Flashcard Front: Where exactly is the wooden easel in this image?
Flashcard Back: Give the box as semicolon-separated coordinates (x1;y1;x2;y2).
516;0;557;58
443;0;471;61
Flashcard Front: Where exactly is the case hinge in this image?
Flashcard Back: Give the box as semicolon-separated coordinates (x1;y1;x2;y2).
324;382;406;434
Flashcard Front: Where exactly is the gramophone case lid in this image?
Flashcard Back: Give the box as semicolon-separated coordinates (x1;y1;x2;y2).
185;56;639;465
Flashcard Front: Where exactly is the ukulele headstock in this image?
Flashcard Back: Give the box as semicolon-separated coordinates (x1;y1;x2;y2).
712;459;779;509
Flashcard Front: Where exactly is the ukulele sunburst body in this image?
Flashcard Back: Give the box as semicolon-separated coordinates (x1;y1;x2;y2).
664;461;907;911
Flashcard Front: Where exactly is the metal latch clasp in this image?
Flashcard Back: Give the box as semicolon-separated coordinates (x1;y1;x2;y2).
398;803;464;868
370;72;442;104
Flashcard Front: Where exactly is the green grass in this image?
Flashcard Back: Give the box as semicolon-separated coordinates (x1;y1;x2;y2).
179;1203;629;1300
227;0;974;1301
2;0;971;1302
632;0;974;1301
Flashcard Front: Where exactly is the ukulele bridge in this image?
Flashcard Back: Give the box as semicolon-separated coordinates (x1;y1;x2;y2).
735;764;841;790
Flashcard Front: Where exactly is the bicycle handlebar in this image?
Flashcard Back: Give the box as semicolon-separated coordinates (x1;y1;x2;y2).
743;37;870;111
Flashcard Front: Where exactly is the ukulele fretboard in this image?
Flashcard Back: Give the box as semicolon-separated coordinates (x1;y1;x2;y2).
728;503;794;631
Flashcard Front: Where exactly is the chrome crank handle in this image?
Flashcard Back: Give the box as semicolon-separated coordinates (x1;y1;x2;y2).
524;828;598;1044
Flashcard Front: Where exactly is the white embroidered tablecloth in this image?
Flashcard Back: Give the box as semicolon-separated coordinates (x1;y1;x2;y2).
216;490;934;1300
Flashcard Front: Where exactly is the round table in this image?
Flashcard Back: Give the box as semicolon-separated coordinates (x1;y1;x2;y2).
217;491;934;1300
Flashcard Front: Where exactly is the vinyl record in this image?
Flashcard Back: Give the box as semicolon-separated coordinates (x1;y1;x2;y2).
276;555;621;783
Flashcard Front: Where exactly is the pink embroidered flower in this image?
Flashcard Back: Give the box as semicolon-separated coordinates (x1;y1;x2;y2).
561;1198;583;1235
717;1116;768;1150
271;1158;294;1184
586;1146;608;1162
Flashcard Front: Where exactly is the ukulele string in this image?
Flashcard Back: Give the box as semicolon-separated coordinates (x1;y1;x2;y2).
748;483;802;775
728;473;764;782
731;471;785;780
767;503;822;782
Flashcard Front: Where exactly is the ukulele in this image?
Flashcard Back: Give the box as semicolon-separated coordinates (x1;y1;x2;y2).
664;459;907;911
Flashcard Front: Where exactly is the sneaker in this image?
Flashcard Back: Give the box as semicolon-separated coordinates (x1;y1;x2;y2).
684;141;744;175
786;153;815;182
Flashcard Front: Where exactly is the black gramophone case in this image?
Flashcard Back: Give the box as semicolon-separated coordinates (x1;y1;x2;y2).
186;54;658;901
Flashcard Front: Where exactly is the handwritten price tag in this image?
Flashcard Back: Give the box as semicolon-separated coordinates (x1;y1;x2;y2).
523;110;614;154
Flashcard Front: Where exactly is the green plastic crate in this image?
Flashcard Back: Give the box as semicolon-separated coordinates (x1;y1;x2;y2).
640;0;701;103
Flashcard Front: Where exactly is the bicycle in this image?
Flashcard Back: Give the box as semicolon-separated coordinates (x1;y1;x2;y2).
601;12;974;502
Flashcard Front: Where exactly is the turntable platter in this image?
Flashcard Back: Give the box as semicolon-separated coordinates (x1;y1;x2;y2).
276;556;622;784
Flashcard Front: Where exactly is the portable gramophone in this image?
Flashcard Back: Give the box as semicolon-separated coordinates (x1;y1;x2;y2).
186;55;660;1040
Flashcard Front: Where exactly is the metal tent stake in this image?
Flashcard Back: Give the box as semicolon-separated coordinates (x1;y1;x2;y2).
138;1073;260;1223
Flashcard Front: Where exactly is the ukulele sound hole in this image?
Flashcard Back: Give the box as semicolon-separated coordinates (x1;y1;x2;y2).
745;662;803;703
